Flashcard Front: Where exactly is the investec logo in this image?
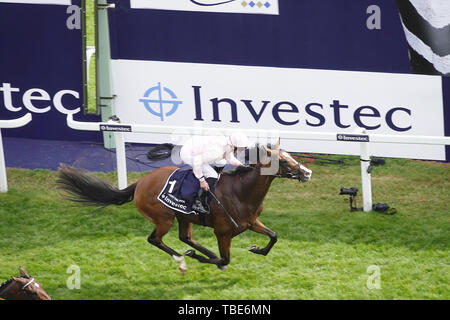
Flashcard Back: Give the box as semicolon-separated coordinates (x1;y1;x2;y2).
0;82;81;115
130;0;279;15
139;82;183;121
139;83;413;132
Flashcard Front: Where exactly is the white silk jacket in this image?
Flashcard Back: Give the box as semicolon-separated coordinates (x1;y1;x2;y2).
182;135;244;179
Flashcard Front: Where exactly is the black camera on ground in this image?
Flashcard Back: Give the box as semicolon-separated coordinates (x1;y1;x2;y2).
339;187;358;197
339;187;361;212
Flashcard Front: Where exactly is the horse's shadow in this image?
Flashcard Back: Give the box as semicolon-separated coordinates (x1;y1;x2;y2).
53;274;241;300
1;198;446;253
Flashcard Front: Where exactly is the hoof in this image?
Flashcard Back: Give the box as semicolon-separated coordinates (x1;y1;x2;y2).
178;267;187;275
184;249;195;257
217;265;228;271
173;255;187;275
249;245;267;255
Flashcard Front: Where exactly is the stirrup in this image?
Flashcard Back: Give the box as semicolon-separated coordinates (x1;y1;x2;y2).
193;200;209;215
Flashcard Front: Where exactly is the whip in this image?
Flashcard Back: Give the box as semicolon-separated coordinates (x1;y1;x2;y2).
208;190;239;229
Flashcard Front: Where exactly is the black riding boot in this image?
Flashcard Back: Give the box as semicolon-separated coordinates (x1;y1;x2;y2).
192;178;218;215
206;177;218;190
193;188;209;215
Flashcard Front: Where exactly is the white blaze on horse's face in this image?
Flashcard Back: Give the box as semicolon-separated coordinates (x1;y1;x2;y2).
299;164;312;181
281;151;296;163
281;151;312;182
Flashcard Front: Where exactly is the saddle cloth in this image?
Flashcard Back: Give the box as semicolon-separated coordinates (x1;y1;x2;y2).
157;168;217;215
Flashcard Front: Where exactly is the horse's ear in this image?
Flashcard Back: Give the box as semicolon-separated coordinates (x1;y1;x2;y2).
19;267;30;278
263;145;272;156
273;138;280;150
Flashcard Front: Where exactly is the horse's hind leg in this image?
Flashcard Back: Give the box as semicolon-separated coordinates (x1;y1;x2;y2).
147;222;188;275
184;234;231;271
178;220;219;260
248;219;277;256
178;221;231;271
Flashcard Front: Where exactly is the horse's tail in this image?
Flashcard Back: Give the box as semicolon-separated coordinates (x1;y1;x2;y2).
57;164;137;207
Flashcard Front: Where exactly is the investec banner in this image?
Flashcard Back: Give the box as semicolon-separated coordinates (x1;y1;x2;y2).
108;0;449;160
112;60;445;160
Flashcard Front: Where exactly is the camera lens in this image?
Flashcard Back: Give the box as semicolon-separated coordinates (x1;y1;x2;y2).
339;187;358;196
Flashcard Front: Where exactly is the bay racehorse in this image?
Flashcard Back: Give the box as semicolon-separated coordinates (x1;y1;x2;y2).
0;267;51;300
57;141;312;274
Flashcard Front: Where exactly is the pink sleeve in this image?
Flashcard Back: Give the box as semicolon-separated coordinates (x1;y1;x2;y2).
225;151;243;167
192;154;205;180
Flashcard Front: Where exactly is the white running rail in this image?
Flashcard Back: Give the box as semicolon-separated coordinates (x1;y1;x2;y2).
66;114;450;212
0;113;33;193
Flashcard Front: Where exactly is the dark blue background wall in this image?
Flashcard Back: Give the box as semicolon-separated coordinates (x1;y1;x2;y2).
0;1;101;141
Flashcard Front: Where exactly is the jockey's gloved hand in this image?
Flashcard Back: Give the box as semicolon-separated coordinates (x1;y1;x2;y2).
200;180;210;191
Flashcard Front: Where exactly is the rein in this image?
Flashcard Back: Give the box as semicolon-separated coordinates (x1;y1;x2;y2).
274;162;303;179
248;145;307;180
246;160;302;179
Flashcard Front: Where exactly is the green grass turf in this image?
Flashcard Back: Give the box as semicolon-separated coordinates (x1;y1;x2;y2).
0;156;448;299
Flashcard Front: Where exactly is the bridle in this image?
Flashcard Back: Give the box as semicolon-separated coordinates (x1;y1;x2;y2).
21;277;36;291
246;146;309;181
274;149;308;181
275;161;302;179
0;276;39;299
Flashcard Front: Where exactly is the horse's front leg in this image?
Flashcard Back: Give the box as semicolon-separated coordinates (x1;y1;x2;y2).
248;219;277;256
147;222;188;275
215;233;231;270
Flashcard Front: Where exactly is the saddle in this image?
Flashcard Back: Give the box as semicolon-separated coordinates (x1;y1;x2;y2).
157;169;217;215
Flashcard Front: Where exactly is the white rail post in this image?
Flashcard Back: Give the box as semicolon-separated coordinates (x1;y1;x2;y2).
108;118;127;190
360;133;373;212
0;113;33;193
0;129;7;193
115;130;127;190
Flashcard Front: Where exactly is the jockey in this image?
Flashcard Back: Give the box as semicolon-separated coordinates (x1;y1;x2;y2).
180;131;250;214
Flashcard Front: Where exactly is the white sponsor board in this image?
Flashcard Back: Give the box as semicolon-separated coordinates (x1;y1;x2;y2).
130;0;279;15
111;59;446;160
0;0;71;5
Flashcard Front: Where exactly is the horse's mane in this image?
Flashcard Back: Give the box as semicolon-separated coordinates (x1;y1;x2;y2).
223;165;254;177
0;275;29;292
0;278;14;292
223;143;268;177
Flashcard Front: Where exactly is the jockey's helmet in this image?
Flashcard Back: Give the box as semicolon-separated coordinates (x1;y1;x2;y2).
229;132;250;148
